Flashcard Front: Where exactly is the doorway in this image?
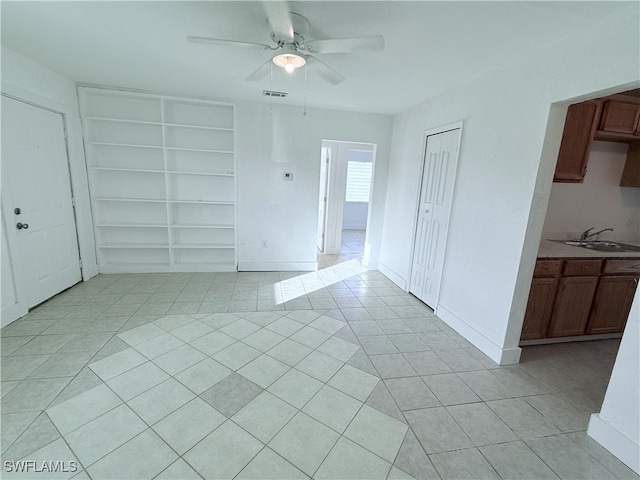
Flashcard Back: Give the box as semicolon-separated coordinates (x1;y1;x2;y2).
317;140;375;269
409;125;462;309
1;95;82;321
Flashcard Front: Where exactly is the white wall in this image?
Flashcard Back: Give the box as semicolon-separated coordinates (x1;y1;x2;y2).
1;46;98;280
343;203;368;230
588;299;639;474
379;9;639;364
236;102;392;271
543;141;640;241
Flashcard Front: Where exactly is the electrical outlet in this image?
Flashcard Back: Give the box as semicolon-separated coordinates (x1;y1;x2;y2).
262;240;269;249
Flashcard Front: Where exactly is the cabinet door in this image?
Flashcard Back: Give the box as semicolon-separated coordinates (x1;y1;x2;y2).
547;276;598;337
599;101;640;135
521;277;558;340
586;275;638;334
554;101;601;183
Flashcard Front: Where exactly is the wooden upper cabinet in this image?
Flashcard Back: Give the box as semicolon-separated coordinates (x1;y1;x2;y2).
598;100;640;135
554;101;601;183
620;142;640;187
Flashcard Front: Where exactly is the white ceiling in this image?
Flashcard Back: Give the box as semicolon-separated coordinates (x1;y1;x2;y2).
1;1;636;115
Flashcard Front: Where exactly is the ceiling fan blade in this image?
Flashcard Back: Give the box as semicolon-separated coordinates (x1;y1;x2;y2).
263;1;294;42
304;35;385;54
245;59;273;82
187;36;271;50
305;55;345;85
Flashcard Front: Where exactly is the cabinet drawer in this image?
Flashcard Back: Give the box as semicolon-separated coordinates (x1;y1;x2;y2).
563;259;602;276
603;259;640;275
534;259;563;277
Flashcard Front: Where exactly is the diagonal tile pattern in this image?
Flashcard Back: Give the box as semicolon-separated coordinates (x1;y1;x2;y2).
0;269;634;480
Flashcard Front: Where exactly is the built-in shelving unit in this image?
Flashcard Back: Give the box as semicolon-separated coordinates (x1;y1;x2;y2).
79;87;236;272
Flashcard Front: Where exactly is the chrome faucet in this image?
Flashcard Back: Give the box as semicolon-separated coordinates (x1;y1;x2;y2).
579;227;614;242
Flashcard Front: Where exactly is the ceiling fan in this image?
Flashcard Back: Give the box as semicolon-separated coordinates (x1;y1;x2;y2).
187;3;384;85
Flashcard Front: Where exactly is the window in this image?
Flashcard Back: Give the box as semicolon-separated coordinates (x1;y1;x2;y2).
345;160;372;202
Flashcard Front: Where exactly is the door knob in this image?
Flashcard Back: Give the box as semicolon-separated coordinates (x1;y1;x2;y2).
14;208;21;215
16;222;29;230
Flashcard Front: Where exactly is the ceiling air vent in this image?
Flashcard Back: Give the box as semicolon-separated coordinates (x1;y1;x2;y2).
263;90;288;98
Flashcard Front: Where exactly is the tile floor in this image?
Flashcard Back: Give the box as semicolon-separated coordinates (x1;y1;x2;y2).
1;265;638;480
317;229;365;269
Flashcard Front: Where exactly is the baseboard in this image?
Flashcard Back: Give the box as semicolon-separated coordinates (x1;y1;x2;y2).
520;333;622;346
238;261;317;272
588;414;640;474
436;304;521;365
378;262;407;290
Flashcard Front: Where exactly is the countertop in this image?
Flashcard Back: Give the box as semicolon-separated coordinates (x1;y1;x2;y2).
538;239;640;259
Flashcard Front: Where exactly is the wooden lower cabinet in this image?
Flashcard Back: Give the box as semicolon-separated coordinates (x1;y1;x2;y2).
521;257;639;341
547;276;599;337
521;278;558;340
586;275;639;334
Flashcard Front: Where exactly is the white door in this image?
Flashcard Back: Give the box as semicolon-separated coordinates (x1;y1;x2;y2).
317;147;331;252
1;95;81;308
409;128;461;308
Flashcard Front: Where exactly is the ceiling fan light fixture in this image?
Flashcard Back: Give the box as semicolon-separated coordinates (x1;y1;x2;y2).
272;50;306;73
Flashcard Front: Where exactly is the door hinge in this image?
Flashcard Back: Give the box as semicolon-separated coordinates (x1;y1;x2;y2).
64;128;69;141
71;197;76;207
324;196;327;202
78;259;83;268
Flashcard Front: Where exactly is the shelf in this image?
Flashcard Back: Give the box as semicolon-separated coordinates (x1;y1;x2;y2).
80;87;237;273
99;263;172;273
164;123;233;132
165;147;233;154
167;200;234;205
87;142;163;150
166;171;234;177
94;198;233;205
171;262;236;272
96;223;168;228
93;197;166;203
170;224;234;229
100;243;169;249
172;243;235;249
91;167;165;174
100;262;236;273
85;117;162;126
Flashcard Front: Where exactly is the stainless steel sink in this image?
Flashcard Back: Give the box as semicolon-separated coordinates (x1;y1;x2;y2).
612;242;640;252
553;240;640;253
